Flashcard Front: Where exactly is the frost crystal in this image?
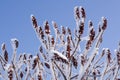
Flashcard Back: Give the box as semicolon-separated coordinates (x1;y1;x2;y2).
11;38;19;49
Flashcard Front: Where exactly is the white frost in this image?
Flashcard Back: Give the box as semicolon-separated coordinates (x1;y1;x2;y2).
50;49;68;61
4;64;11;71
11;38;19;49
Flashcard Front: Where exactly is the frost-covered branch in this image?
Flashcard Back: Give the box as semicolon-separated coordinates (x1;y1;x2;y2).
0;5;120;80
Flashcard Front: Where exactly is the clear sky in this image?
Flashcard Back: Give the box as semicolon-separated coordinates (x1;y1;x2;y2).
0;0;120;55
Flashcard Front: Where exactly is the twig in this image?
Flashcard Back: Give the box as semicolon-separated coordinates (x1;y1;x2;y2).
50;60;57;80
71;35;81;58
11;61;19;80
112;65;119;80
70;74;78;80
54;61;67;80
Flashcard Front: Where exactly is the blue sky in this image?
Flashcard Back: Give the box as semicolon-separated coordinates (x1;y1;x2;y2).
0;0;120;55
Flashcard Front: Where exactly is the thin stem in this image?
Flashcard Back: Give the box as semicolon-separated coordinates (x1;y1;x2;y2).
12;48;17;64
70;74;78;80
11;62;18;80
49;60;57;80
112;65;119;80
71;35;80;58
54;61;67;80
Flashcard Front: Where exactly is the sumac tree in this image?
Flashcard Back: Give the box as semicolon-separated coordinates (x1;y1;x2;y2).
0;6;120;80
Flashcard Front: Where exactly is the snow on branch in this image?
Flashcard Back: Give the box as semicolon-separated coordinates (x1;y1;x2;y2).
0;6;120;80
